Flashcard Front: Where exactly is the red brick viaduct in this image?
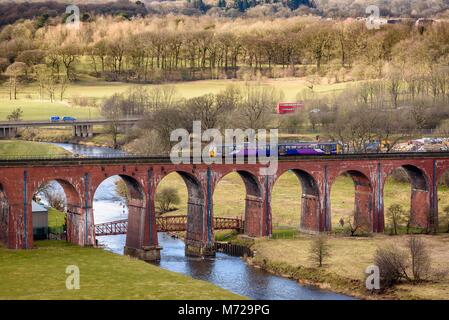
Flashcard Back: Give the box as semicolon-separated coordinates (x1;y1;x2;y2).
0;153;446;260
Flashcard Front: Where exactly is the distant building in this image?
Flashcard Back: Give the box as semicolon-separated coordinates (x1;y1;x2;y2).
32;201;48;240
276;102;305;115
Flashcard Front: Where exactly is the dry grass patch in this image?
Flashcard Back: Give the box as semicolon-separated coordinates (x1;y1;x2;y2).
253;234;449;299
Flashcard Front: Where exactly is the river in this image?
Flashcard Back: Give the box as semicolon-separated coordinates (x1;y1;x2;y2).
53;142;354;300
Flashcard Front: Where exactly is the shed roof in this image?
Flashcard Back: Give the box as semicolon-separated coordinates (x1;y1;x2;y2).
32;201;48;213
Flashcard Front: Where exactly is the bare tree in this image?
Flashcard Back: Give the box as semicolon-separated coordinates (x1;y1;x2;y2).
386;204;407;235
184;92;235;131
4;62;27;100
309;235;331;268
235;84;281;129
45;74;58;103
101;94;124;149
58;43;79;80
407;236;431;282
33;64;50;100
385;63;403;109
345;211;370;236
146;85;179;111
325;105;377;153
34;182;66;212
59;75;69;101
47;193;66;212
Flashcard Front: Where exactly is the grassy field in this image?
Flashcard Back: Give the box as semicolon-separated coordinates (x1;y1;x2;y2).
0;99;99;121
0;240;241;300
48;208;66;230
157;172;449;231
0;140;71;157
0;78;358;120
251;234;449;300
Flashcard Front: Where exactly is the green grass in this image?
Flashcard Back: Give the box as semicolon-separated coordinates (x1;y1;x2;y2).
214;230;239;242
0;240;242;300
0;140;71;157
0;99;99;121
0;77;358;121
0;78;356;102
271;228;299;239
48;208;66;230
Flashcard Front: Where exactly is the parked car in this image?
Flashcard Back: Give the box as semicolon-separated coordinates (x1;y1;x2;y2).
50;116;60;122
62;116;76;122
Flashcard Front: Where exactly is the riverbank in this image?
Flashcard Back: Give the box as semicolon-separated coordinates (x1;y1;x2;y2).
0;240;242;300
17;128;126;149
0;140;71;157
246;233;449;300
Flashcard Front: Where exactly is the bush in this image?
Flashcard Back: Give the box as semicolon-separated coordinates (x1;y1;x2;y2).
374;244;410;288
373;236;433;289
6;107;23;121
155;187;180;214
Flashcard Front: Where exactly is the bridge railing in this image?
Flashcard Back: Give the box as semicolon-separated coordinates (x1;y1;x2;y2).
156;215;188;232
94;216;243;236
95;219;128;236
214;217;244;230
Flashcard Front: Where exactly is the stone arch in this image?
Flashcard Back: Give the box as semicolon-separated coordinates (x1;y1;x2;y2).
93;174;146;254
384;165;430;229
215;170;263;237
0;183;9;246
331;170;374;232
54;179;83;214
273;169;321;234
156;170;209;256
32;179;83;244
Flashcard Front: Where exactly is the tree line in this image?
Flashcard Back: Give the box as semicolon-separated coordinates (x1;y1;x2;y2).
99;70;449;154
100;84;281;151
1;0;446;27
0;0;148;27
1;15;448;85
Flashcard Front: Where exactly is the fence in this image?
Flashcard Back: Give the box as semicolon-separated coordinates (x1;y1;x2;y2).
214;242;253;257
